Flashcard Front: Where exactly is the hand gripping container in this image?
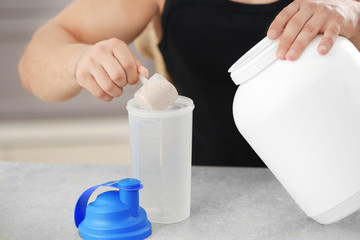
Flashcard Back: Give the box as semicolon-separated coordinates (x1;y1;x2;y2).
127;96;194;223
228;35;360;224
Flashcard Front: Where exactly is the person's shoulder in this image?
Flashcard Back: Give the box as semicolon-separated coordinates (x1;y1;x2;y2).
135;0;164;16
155;0;166;15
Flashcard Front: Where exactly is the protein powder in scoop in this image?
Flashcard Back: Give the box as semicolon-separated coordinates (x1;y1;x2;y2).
134;73;178;110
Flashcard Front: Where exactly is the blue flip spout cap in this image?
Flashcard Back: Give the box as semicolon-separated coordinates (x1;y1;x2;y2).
74;178;152;240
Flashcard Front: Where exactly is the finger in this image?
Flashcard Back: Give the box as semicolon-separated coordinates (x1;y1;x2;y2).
113;45;138;85
277;6;315;59
318;22;340;55
267;1;300;40
90;64;123;98
284;15;327;61
78;72;114;102
131;52;149;81
101;55;127;88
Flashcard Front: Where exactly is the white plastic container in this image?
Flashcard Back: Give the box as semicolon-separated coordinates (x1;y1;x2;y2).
228;35;360;224
126;96;194;223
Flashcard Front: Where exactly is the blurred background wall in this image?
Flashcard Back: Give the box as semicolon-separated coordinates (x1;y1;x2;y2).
0;0;156;163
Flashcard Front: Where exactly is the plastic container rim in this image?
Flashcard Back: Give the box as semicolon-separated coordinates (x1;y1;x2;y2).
228;37;278;85
126;95;194;118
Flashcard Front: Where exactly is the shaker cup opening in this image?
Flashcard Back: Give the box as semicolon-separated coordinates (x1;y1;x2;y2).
127;96;194;118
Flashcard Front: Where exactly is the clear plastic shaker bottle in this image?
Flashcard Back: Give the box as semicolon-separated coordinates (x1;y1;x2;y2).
127;96;194;223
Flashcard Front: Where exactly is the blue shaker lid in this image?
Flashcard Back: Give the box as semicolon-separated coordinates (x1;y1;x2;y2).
74;178;152;240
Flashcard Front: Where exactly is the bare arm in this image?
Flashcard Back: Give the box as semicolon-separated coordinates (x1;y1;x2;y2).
18;0;161;102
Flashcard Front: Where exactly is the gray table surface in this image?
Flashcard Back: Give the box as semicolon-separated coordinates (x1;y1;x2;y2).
0;161;359;240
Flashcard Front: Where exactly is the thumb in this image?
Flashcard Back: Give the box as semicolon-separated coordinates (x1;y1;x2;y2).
132;52;149;78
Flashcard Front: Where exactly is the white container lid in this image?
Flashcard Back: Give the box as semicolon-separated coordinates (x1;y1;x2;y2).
228;37;279;85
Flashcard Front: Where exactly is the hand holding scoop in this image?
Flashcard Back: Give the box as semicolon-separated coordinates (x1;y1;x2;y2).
134;73;178;111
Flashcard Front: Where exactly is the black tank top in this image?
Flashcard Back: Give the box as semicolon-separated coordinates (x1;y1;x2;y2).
158;0;293;167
